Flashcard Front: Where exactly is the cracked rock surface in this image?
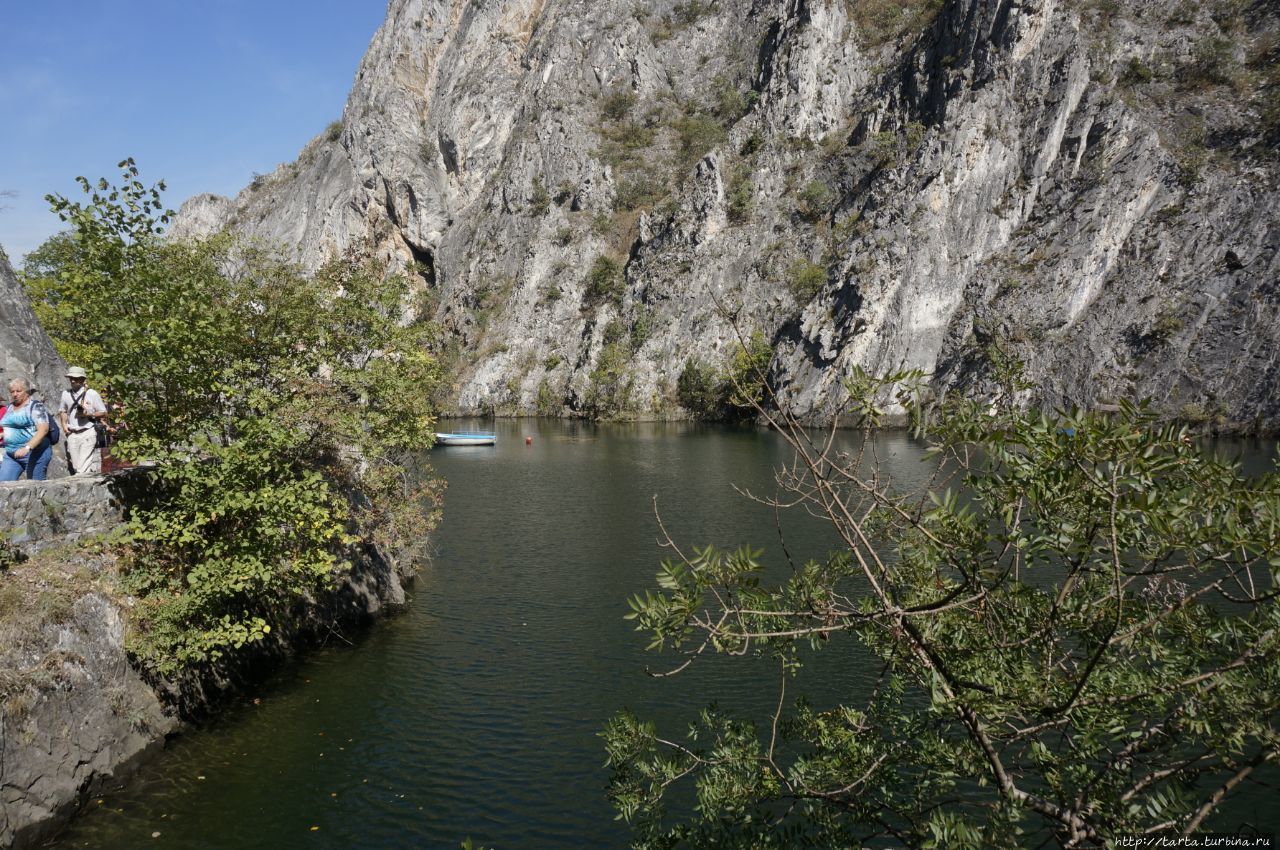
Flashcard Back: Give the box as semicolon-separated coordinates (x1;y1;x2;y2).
0;590;174;850
173;0;1280;429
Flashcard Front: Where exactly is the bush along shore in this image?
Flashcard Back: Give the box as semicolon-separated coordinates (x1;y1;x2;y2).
1;162;444;848
0;472;431;848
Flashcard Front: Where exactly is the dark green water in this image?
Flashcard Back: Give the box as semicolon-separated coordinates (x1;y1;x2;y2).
52;421;1277;849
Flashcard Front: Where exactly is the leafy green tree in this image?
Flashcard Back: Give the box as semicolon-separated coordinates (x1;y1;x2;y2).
674;333;773;422
720;331;773;416
676;359;719;417
24;159;443;671
607;368;1280;847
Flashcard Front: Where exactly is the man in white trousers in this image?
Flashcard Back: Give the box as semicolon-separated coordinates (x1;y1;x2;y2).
58;366;107;476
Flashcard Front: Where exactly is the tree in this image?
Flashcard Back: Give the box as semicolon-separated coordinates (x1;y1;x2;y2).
23;159;443;671
675;333;773;422
607;365;1280;847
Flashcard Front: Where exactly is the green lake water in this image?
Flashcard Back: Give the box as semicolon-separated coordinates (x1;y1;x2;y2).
51;420;1278;848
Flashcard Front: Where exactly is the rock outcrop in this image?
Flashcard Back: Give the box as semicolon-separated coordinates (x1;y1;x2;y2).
0;248;68;412
0;472;416;849
174;0;1280;431
0;587;175;850
0;247;69;476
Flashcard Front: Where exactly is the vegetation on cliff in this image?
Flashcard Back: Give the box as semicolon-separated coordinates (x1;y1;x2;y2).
608;362;1280;846
21;159;443;673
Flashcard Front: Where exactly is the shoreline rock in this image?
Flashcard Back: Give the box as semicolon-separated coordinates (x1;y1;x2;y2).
0;473;417;850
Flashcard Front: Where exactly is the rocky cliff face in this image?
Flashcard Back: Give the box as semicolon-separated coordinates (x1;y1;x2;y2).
0;248;68;409
173;0;1280;430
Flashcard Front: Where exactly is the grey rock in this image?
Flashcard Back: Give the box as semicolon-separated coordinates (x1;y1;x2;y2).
0;472;415;848
0;248;70;475
0;592;174;850
0;249;68;415
172;0;1280;431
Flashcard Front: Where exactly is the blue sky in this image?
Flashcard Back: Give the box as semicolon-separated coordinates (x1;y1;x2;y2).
0;0;388;266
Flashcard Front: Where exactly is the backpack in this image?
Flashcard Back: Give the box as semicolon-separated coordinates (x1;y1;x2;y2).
37;400;61;446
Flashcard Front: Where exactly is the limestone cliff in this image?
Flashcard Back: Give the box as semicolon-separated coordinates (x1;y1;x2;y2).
0;247;67;409
173;0;1280;430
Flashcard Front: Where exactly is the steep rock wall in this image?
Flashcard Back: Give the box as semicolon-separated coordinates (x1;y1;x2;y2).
174;0;1280;430
0;248;70;475
0;248;68;416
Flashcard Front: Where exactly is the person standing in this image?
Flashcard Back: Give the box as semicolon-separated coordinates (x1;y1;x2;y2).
58;367;107;476
0;378;53;481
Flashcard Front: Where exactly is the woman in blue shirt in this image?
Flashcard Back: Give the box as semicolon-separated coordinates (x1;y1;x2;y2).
1;378;53;481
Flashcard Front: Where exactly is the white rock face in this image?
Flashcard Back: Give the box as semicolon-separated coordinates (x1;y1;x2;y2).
173;0;1280;430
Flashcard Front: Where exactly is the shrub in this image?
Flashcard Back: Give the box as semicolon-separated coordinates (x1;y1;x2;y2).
673;114;727;171
1181;35;1239;89
831;211;866;244
617;174;667;211
671;0;708;27
1178;402;1213;424
529;177;551;216
848;0;944;47
586;255;626;305
1121;56;1155;85
797;180;833;222
600;89;637;122
673;335;775;421
536;378;560;416
786;259;827;302
28;160;443;672
1151;310;1186;341
721;332;773;414
712;78;751;123
630;308;655;350
726;167;754;223
586;339;633;418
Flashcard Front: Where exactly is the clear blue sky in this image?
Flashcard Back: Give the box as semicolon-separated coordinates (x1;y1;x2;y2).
0;0;388;266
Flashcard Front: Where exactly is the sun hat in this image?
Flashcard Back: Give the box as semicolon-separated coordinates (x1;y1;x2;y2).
65;366;88;379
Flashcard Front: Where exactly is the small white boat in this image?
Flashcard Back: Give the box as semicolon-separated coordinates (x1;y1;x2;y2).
434;432;497;447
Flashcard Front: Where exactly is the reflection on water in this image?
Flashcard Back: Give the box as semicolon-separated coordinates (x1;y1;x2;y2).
53;421;1277;848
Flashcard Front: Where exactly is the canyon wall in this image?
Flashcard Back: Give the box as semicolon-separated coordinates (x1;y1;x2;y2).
173;0;1280;429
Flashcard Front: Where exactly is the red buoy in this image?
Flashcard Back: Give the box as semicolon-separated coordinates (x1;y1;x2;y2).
525;436;533;446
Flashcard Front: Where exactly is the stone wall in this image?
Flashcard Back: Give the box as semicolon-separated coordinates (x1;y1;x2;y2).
0;593;176;850
0;471;141;555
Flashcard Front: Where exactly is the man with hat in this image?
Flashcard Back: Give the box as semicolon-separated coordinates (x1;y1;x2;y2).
58;366;107;476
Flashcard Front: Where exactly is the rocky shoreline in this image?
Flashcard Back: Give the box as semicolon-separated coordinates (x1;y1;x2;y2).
0;471;417;850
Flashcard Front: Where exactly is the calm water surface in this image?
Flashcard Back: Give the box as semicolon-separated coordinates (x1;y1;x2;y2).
53;422;1277;849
